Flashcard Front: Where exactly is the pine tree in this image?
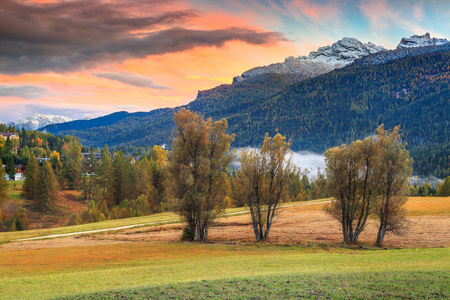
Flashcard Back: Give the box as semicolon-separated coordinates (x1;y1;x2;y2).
135;156;157;210
5;155;15;181
98;145;114;206
36;161;58;212
112;151;129;205
21;146;31;166
23;154;39;199
62;140;82;189
0;160;9;207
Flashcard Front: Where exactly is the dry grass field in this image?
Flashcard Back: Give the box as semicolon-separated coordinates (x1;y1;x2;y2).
90;197;450;248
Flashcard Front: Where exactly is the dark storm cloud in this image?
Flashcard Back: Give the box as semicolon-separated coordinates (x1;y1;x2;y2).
0;0;287;74
94;72;172;89
0;84;50;99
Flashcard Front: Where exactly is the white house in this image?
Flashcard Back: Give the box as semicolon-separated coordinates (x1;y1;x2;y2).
5;173;23;181
3;164;26;181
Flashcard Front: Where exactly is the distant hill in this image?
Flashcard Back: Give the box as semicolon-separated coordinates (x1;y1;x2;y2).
43;110;161;133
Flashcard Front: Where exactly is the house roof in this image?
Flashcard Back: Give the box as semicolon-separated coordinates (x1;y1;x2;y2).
0;132;19;137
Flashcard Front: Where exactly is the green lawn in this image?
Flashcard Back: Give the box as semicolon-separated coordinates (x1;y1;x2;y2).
61;271;449;299
0;243;448;299
6;180;24;201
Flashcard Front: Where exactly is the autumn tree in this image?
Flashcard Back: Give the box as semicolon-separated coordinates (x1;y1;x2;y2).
167;108;233;241
11;202;29;231
135;156;158;211
62;140;82;189
324;125;412;246
436;176;450;197
112;151;130;205
49;151;63;178
24;154;39;200
374;125;412;247
199;118;234;239
149;145;168;164
324;136;381;243
148;146;168;212
20;146;31;166
98;145;114;206
236;133;298;242
36;160;58;212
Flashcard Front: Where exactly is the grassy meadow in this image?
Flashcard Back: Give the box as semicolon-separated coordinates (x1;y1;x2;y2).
0;243;448;299
6;181;23;202
0;196;448;299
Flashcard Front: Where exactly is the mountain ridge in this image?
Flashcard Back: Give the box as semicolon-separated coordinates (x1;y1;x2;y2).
232;37;385;84
8;113;73;131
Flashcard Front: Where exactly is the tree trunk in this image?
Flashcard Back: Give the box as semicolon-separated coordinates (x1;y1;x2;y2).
196;219;202;241
376;221;387;247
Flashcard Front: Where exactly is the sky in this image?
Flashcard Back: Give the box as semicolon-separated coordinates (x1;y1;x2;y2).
0;0;449;123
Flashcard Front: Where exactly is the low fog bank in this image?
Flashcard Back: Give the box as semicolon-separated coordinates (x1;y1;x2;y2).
409;175;443;188
232;148;326;178
233;148;443;185
290;151;326;177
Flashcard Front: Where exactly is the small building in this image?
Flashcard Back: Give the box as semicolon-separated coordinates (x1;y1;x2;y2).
81;152;101;162
0;132;19;141
5;173;24;181
3;164;26;181
37;158;50;164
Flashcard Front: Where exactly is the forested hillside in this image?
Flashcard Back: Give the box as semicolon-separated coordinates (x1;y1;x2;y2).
235;50;449;151
44;50;449;177
48;73;300;148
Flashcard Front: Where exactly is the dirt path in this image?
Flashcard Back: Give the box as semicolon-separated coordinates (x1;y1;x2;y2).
14;201;332;242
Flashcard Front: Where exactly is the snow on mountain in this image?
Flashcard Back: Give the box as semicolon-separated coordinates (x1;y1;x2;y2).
300;38;385;64
79;115;96;121
233;37;386;83
397;33;448;49
8;113;74;130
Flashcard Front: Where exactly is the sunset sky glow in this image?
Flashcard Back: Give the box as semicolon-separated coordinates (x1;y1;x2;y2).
0;0;449;122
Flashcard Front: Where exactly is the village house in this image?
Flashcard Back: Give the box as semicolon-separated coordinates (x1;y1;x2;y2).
0;132;20;153
0;132;19;141
3;164;26;181
81;152;101;162
37;157;50;164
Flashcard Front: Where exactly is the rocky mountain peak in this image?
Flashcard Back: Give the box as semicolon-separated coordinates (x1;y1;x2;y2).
8;113;73;130
233;37;385;84
397;33;448;49
300;37;386;64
